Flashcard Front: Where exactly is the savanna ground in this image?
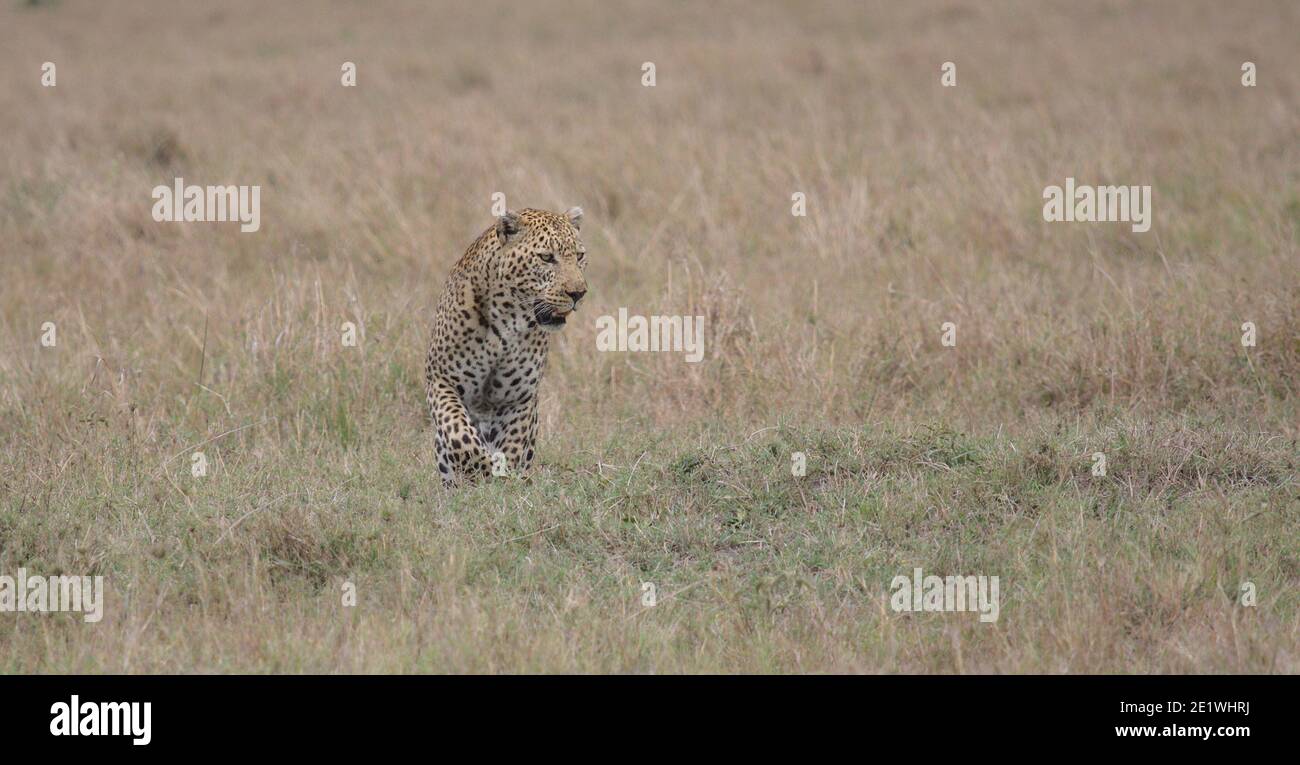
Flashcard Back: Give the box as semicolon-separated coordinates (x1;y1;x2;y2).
0;0;1296;673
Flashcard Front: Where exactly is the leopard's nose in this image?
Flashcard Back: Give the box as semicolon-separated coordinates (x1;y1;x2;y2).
566;289;586;305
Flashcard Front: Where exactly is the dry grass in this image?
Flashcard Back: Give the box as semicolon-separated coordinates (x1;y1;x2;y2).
0;0;1296;672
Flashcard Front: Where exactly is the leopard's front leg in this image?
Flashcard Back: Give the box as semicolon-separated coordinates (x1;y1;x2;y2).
427;375;492;485
480;395;540;478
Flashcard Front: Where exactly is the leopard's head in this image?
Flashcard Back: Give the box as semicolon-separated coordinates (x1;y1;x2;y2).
494;207;588;333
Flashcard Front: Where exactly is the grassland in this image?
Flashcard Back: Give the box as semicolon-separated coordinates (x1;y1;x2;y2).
0;0;1296;672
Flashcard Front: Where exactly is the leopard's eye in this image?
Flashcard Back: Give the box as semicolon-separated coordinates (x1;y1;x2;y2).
538;252;556;264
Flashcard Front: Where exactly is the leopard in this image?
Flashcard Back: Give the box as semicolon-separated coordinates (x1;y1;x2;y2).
423;206;587;485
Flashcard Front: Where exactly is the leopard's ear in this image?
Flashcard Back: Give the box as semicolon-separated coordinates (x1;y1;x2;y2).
495;210;522;244
565;206;583;230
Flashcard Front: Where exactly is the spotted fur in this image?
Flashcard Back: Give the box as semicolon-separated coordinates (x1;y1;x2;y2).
424;207;587;485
